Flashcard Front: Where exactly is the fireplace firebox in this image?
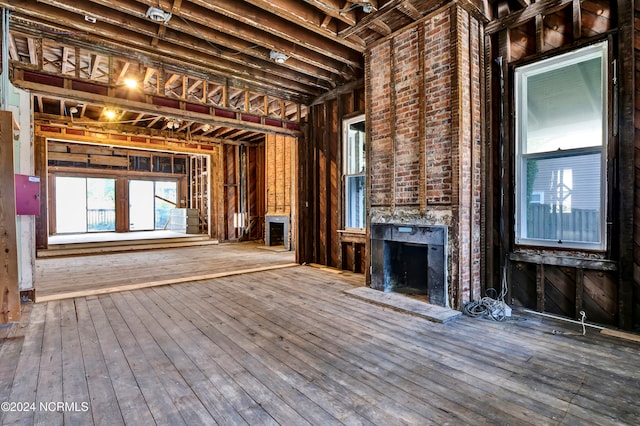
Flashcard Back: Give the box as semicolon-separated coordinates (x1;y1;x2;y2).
370;223;448;307
265;215;290;250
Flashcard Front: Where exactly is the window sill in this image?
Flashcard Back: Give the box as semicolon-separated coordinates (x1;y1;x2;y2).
338;229;367;244
509;252;617;271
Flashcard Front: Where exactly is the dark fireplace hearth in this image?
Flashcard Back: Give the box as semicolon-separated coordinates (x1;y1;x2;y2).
371;223;448;307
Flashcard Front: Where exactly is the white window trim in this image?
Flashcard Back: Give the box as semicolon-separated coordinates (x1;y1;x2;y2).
514;41;608;250
343;114;366;231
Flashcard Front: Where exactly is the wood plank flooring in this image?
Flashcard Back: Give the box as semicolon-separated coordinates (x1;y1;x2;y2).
35;242;297;300
3;264;640;425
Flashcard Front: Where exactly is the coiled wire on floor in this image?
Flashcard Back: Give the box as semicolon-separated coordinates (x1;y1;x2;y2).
462;288;509;322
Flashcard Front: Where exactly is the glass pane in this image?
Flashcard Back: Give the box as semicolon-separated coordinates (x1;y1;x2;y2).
523;153;601;244
154;181;177;229
524;56;602;154
345;175;365;229
129;180;155;231
346;120;365;174
55;177;87;233
86;178;116;232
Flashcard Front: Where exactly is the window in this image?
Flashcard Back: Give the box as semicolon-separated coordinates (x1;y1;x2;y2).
343;115;366;229
55;177;116;233
129;180;177;231
515;42;607;250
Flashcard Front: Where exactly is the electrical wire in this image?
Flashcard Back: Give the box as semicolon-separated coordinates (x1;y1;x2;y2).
464;56;512;323
302;0;369;13
177;15;222;56
552;311;587;336
462;287;510;322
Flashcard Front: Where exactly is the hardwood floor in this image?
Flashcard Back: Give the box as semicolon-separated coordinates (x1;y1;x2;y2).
2;264;640;425
35;242;297;301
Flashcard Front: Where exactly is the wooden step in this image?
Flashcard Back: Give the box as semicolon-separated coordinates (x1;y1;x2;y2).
38;236;217;258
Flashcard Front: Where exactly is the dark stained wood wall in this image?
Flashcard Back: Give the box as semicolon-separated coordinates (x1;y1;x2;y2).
633;0;640;329
245;144;265;241
223;144;239;241
298;86;365;270
219;143;267;243
487;0;637;328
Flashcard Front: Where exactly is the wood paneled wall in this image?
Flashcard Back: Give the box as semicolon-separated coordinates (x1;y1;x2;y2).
298;87;365;269
215;142;266;243
632;0;640;329
486;0;636;328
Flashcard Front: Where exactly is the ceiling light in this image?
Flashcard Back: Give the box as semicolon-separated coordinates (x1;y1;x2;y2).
361;3;374;13
123;78;138;89
69;107;78;115
103;109;117;120
166;119;181;130
201;124;211;132
146;7;172;24
270;50;289;64
84;16;97;23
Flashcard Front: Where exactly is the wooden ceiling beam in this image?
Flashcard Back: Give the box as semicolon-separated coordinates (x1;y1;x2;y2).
89;54;103;80
34;0;344;85
8;1;330;95
168;0;363;65
486;0;573;34
116;0;353;78
243;0;368;52
7;14;322;102
14;75;302;136
289;0;356;25
8;34;19;61
398;1;424;20
369;19;392;36
27;37;38;65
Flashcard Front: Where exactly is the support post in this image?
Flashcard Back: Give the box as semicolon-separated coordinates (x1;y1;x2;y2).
0;110;20;323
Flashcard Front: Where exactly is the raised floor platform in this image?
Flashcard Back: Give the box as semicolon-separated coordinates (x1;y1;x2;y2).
40;230;214;257
345;286;461;323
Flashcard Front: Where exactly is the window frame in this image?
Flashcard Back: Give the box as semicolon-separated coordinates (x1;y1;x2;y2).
342;114;366;231
514;41;608;251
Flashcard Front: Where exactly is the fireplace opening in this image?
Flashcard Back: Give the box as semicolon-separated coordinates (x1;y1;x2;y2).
384;241;428;296
268;222;284;246
371;223;448;307
265;215;290;250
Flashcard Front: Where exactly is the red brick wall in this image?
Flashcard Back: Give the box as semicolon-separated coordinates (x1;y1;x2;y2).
424;12;454;206
367;3;483;307
369;42;393;208
393;28;421;206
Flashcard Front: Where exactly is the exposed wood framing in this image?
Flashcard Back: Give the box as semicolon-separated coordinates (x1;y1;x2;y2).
0;111;20;323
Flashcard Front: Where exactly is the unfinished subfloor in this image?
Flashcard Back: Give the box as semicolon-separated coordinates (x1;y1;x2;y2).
1;264;639;425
